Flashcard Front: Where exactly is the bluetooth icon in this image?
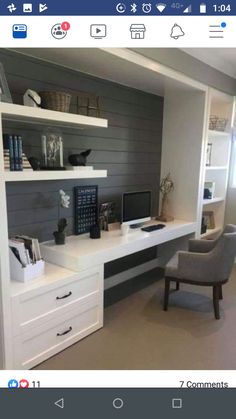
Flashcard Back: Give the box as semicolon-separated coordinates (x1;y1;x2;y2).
131;3;137;13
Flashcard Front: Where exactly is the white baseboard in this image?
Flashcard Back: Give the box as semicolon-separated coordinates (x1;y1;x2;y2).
104;258;160;290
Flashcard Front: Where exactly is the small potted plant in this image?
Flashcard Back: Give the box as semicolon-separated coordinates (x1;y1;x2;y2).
157;173;174;222
53;189;70;245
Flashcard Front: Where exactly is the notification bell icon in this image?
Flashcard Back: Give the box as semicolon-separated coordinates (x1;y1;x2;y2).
170;23;185;40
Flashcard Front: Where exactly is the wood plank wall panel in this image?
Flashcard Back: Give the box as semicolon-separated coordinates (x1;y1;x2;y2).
1;49;163;275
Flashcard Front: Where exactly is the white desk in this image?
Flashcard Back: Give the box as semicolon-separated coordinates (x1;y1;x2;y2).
40;219;197;272
11;219;196;369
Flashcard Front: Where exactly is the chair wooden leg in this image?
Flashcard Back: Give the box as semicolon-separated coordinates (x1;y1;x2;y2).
213;285;220;320
176;282;180;291
219;285;223;300
163;278;170;311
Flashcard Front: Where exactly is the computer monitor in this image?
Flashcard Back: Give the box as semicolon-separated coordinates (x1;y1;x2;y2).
122;191;151;226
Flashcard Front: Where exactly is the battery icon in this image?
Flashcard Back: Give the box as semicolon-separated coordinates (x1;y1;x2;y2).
200;3;206;13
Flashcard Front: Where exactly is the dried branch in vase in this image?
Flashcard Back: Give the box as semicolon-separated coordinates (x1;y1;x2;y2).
157;173;174;222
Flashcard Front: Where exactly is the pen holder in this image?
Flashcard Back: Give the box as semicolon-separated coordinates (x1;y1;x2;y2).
90;224;101;239
9;249;45;282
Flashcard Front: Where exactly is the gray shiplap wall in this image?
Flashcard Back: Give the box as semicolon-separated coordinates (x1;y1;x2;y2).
1;49;163;274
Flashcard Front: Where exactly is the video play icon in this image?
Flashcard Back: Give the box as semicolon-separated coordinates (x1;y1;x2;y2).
90;24;107;39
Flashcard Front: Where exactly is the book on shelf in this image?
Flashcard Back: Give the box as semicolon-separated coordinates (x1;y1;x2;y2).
13;134;23;171
18;135;23;171
3;133;22;171
3;134;14;171
4;151;33;171
22;153;33;171
3;133;33;171
4;150;10;170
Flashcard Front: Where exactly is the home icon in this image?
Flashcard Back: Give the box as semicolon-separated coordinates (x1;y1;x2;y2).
130;24;146;39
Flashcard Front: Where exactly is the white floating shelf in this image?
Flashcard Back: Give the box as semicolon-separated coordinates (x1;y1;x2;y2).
201;227;221;239
208;130;231;137
4;170;107;182
0;103;108;129
205;166;228;171
203;197;225;205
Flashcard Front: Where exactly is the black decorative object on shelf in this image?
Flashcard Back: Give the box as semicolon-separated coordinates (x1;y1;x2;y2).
68;149;91;166
204;188;212;199
28;156;41;171
90;224;101;239
53;218;67;245
53;190;71;245
74;185;98;235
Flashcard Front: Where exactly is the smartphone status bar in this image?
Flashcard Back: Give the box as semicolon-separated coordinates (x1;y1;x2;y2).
0;0;235;16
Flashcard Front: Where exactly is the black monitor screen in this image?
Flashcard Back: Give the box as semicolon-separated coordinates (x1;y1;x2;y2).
122;191;151;223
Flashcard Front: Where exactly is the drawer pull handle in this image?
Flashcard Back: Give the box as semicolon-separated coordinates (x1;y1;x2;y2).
57;326;72;337
56;291;72;300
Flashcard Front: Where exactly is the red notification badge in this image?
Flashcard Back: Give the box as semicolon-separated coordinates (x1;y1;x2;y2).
61;21;70;31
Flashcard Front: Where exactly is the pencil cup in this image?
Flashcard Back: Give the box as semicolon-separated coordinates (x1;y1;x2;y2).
121;224;129;236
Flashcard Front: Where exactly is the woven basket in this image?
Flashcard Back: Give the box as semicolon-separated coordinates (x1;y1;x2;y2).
209;114;228;132
40;91;72;112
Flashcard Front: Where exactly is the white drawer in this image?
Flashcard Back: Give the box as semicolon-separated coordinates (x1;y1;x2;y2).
12;266;103;336
13;295;103;369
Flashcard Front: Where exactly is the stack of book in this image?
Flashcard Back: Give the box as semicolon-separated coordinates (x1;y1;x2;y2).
9;236;42;266
3;134;33;171
9;235;44;282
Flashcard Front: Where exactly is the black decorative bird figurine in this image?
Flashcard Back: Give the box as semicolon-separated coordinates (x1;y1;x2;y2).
68;149;91;166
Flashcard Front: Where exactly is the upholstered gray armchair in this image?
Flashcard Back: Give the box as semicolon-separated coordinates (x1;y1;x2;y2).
163;224;236;319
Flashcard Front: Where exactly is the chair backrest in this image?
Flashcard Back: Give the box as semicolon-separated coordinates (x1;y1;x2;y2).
211;225;236;281
222;224;236;234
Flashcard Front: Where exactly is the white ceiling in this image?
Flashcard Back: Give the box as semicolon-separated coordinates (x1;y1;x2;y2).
14;48;166;96
13;48;236;98
182;48;236;79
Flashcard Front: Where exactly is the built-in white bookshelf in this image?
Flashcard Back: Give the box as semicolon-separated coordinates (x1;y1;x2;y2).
205;166;228;171
0;101;109;369
200;90;234;238
208;129;231;137
203;197;224;205
0;102;108;129
0;103;108;182
4;169;107;182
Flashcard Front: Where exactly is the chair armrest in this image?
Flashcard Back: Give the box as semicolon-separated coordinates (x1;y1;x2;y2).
178;251;215;282
188;239;216;253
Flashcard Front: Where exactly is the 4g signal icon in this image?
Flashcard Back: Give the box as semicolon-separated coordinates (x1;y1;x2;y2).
183;4;192;13
156;3;167;13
